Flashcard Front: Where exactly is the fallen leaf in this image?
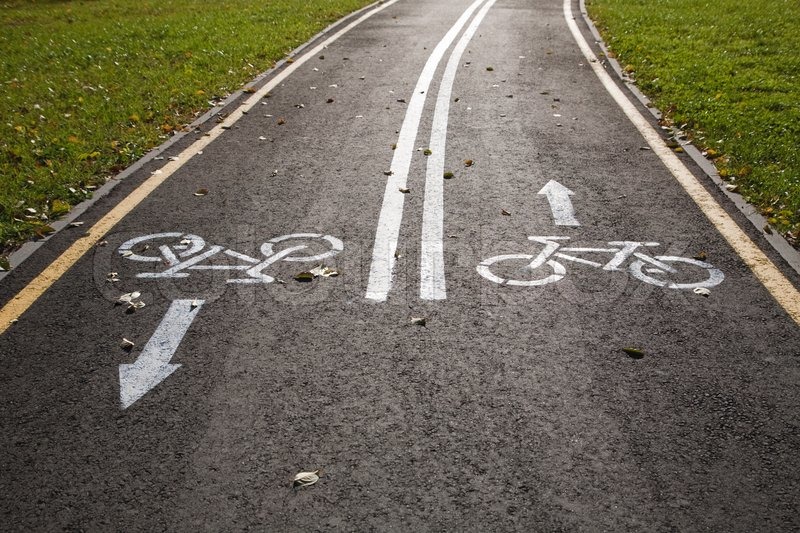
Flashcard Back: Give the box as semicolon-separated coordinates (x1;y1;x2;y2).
693;251;707;261
293;470;320;489
309;265;339;278
443;171;454;179
423;149;432;156
118;291;141;305
383;170;394;176
464;159;474;167
194;188;209;197
622;347;645;359
486;66;494;71
50;199;71;216
399;187;410;194
410;317;426;326
294;271;314;282
34;225;56;238
326;98;335;104
126;301;146;313
277;118;286;125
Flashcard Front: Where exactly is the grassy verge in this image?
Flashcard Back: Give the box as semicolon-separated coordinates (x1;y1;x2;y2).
586;0;800;246
0;0;373;266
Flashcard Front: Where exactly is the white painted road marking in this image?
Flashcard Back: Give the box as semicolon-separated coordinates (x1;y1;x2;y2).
538;180;580;227
477;236;724;289
119;299;204;409
0;0;399;335
119;232;343;284
420;0;499;301
366;0;492;302
564;0;800;325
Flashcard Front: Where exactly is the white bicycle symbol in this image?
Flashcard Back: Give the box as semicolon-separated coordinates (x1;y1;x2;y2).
477;236;724;289
118;232;343;284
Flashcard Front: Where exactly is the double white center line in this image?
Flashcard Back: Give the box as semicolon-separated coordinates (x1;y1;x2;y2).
366;0;497;302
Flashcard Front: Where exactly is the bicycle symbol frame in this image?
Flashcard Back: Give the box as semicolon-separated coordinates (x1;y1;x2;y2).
118;232;343;284
477;236;724;289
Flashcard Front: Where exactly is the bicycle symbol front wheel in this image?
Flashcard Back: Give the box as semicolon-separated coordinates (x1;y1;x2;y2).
628;256;724;289
477;254;566;286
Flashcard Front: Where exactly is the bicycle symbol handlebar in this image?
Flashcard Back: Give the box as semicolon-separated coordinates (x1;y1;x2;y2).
118;232;343;284
477;236;724;289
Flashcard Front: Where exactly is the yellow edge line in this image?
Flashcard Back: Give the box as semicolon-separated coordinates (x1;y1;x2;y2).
0;0;400;336
564;0;800;326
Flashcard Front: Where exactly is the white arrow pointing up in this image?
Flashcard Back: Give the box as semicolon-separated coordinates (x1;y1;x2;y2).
538;180;580;226
119;299;204;409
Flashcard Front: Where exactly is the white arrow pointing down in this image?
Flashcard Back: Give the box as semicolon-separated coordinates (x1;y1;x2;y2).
119;299;204;409
538;179;580;226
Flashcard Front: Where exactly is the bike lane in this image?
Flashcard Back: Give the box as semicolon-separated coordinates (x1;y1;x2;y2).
1;0;800;530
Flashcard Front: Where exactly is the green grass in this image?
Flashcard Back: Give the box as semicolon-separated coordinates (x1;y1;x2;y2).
586;0;800;245
0;0;373;262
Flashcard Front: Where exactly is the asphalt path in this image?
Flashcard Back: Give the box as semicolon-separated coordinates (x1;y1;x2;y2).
2;0;800;530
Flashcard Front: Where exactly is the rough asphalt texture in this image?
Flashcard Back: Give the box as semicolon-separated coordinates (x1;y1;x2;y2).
2;0;800;531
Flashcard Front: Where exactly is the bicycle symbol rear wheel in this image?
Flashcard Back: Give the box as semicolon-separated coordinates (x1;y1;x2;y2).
118;232;206;262
477;254;566;286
